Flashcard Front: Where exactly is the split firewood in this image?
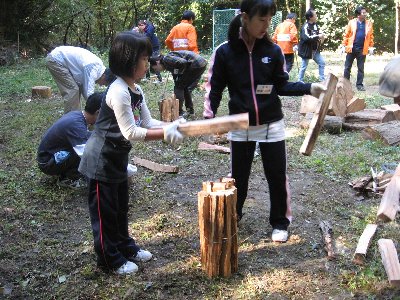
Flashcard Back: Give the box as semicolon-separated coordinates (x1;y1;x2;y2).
132;156;179;173
348;175;373;192
353;224;378;265
319;220;336;260
362;121;400;145
197;142;230;153
343;109;396;131
159;94;179;122
300;113;343;134
32;86;52;98
378;239;400;286
178;113;249;137
347;97;366;114
376;163;400;222
381;104;400;120
300;73;338;156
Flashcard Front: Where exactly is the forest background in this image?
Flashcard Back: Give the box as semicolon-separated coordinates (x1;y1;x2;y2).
1;0;399;58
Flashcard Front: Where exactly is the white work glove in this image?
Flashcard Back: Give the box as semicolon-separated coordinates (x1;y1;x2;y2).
163;119;185;145
310;83;327;98
293;45;298;52
368;47;375;55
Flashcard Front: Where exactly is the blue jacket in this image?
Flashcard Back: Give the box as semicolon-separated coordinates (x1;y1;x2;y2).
144;22;160;53
204;30;311;126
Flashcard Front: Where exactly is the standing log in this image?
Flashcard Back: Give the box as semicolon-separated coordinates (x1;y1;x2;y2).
319;220;336;260
353;224;378;265
300;73;338;156
381;104;400;120
198;179;238;278
178;113;249;137
378;239;400;286
362;121;400;145
377;163;400;222
32;86;52;98
347;97;366;114
159;94;179;122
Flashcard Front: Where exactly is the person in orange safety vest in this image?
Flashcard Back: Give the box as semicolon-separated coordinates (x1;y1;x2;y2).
272;13;298;73
165;10;199;54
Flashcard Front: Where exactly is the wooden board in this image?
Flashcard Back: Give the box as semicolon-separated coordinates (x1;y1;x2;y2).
178;113;249;137
353;224;378;265
300;73;338;156
362;121;400;145
376;164;400;222
132;156;179;173
378;239;400;286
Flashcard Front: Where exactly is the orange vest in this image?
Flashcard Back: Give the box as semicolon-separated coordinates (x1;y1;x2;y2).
165;20;199;53
342;18;374;56
272;19;298;54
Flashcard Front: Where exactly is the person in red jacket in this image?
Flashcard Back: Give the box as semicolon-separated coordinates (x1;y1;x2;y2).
342;6;374;91
272;13;298;73
165;10;199;54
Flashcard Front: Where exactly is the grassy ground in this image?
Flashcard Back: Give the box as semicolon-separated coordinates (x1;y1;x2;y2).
1;52;400;299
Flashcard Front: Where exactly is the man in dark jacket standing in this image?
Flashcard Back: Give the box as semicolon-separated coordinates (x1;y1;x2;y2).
298;8;325;82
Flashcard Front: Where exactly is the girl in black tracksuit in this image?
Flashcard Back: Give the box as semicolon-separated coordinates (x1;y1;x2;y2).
203;0;324;242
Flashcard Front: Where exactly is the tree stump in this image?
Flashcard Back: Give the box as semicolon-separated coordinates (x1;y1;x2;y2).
159;94;179;122
32;86;52;98
198;178;238;278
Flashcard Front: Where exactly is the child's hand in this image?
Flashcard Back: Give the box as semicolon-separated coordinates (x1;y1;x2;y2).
163;120;185;145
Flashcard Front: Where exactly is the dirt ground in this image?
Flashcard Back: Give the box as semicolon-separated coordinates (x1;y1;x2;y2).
1;84;399;299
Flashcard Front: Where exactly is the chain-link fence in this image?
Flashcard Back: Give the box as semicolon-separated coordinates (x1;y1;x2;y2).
213;9;282;50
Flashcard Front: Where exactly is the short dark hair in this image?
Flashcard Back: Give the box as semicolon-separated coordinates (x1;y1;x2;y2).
286;13;296;20
85;92;104;114
104;68;116;85
305;9;315;21
138;20;146;26
109;31;152;78
182;10;195;21
148;55;164;73
355;6;365;16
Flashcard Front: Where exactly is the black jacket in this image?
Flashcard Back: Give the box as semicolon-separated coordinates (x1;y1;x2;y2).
298;22;322;59
204;31;311;126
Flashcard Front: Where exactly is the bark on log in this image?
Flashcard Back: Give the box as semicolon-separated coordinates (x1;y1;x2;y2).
347;97;366;114
178;113;249;137
300;73;338;156
32;86;52;98
377;163;400;222
132;156;179;173
319;220;336;260
378;239;400;286
197;142;230;153
353;224;378;265
381;104;400;120
300;113;343;134
198;179;238;278
362;121;400;145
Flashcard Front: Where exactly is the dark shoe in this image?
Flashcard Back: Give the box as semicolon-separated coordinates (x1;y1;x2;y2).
356;85;366;91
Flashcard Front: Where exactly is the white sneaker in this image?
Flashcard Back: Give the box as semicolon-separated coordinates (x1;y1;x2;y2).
116;261;138;275
131;249;153;262
271;229;288;242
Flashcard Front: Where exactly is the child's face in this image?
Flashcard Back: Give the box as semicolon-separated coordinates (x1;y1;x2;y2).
243;12;272;39
134;54;150;82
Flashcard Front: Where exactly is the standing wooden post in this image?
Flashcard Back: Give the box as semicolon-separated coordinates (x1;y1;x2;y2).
198;178;238;278
159;94;179;122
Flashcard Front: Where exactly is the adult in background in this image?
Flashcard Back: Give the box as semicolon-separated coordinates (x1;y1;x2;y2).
341;6;374;91
37;92;103;189
272;13;298;73
150;51;207;117
203;0;326;242
46;46;115;113
298;8;325;82
137;20;163;83
165;10;199;54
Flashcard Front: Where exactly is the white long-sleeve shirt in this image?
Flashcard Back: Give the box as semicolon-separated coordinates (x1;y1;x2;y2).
50;46;106;99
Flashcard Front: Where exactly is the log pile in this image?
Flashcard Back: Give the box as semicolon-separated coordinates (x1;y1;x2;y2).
198;178;238;278
159;94;179;122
